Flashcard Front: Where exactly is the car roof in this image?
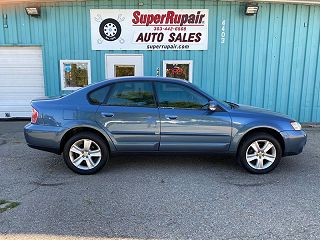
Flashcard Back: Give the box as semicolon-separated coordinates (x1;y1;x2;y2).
85;76;192;90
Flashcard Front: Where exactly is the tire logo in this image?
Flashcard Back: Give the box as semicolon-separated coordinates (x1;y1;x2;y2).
99;18;121;41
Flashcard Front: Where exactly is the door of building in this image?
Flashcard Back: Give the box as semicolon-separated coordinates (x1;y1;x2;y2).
105;54;144;78
0;46;45;118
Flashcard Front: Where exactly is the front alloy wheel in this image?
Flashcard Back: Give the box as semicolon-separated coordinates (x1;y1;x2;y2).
238;133;282;174
246;140;276;170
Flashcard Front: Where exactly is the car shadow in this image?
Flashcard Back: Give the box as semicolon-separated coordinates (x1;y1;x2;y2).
106;153;239;173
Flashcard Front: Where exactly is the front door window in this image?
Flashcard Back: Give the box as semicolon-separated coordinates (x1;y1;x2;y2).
155;82;208;109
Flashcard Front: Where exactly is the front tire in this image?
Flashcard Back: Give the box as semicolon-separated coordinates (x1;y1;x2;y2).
63;132;109;174
237;133;282;174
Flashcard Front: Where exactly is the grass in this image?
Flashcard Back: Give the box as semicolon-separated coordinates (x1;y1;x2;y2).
0;199;20;213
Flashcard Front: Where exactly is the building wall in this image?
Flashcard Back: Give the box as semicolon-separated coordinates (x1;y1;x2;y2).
0;0;320;122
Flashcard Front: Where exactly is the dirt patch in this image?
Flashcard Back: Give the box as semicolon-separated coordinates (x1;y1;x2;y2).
0;199;20;213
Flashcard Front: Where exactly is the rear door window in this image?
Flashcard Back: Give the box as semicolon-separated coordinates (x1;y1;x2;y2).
106;81;156;107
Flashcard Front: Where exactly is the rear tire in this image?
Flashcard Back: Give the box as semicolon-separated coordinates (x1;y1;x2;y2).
63;132;109;174
237;133;282;174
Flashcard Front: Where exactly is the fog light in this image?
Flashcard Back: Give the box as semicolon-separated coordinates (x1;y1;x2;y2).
245;3;259;16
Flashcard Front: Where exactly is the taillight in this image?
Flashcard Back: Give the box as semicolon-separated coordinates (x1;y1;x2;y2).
31;108;39;124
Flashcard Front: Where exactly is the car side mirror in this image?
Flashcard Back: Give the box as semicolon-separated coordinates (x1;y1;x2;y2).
208;101;217;112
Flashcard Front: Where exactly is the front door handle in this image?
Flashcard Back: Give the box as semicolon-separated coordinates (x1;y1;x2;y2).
165;115;178;120
101;112;114;118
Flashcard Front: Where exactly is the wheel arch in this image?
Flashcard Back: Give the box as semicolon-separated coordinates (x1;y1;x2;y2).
236;127;285;156
59;126;115;154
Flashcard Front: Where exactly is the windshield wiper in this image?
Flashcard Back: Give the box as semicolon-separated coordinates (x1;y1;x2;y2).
224;101;239;109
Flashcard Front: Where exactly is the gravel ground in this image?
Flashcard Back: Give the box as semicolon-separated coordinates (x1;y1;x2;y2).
0;121;319;240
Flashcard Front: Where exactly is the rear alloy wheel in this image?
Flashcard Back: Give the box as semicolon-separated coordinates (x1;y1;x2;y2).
237;133;282;174
63;132;109;174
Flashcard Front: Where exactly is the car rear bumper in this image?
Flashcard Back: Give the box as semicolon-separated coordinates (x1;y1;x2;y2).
281;130;307;156
24;123;63;154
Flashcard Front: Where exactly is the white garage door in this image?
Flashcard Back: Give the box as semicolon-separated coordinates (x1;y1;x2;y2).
0;46;45;118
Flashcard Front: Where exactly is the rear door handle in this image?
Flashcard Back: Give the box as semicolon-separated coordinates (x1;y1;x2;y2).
165;115;178;120
101;112;114;118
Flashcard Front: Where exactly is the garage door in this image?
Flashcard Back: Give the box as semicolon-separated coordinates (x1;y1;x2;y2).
0;46;45;118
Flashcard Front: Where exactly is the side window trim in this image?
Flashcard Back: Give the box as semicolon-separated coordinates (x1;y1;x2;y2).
104;81;157;108
102;83;115;105
151;81;159;108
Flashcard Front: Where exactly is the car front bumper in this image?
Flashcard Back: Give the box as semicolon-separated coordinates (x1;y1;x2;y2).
281;130;307;156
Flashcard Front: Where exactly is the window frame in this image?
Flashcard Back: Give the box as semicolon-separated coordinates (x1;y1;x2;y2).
162;60;193;83
114;65;135;78
60;60;92;91
104;81;158;108
153;81;210;110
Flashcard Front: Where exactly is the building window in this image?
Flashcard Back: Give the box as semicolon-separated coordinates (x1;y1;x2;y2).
115;65;135;77
163;60;193;82
60;60;91;90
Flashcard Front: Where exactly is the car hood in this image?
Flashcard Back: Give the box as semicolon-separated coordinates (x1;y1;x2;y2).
233;104;292;120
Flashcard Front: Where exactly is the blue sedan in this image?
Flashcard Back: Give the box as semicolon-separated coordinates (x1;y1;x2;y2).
24;77;307;174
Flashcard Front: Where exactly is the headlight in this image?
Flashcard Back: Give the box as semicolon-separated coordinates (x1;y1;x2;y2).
291;121;302;131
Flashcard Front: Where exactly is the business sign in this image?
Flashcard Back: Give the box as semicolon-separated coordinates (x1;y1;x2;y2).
90;9;209;50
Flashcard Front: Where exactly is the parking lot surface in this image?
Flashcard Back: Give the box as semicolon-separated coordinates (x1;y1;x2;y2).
0;121;320;240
